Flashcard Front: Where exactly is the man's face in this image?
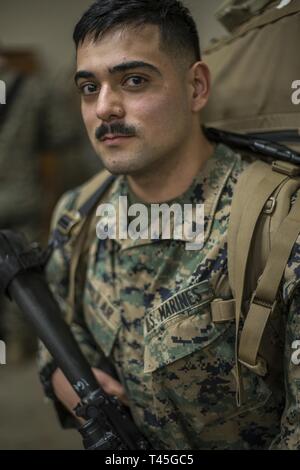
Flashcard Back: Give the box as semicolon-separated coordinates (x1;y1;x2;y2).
76;24;194;175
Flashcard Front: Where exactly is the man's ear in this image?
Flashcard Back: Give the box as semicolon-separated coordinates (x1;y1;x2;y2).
188;61;211;113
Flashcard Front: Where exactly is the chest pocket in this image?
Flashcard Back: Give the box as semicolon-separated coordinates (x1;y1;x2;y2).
142;280;275;442
144;280;232;373
83;278;121;357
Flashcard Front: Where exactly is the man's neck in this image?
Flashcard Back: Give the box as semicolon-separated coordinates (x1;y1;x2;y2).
127;129;215;203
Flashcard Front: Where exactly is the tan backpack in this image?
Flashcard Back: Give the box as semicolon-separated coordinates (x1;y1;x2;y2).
227;158;300;402
203;0;300;400
203;1;300;152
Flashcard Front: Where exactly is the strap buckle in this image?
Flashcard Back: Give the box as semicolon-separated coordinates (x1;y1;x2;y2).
238;356;267;377
263;196;276;215
250;293;277;313
57;210;82;236
238;293;277;376
272;160;300;177
211;298;236;323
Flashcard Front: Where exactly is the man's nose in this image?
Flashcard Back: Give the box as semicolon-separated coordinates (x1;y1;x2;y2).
95;85;125;121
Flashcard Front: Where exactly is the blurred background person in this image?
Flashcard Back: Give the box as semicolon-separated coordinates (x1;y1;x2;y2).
0;42;103;363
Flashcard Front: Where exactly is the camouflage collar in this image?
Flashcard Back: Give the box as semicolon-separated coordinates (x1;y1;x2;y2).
98;144;239;251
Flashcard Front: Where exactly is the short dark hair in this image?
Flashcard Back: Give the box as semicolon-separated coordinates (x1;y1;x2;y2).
73;0;201;64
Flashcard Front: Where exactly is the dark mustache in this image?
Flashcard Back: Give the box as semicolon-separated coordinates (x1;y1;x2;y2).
95;122;136;140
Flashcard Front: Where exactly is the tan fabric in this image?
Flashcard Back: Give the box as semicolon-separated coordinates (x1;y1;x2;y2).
203;2;300;151
215;0;273;32
228;161;289;300
204;2;300;380
227;158;300;404
229;163;289;403
211;298;236;322
63;169;112;321
239;192;300;368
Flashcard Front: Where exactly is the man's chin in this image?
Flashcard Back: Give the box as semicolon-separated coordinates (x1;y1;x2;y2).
100;160;141;176
98;153;147;175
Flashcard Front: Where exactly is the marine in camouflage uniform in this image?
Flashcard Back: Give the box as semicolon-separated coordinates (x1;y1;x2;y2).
38;142;300;449
37;0;300;450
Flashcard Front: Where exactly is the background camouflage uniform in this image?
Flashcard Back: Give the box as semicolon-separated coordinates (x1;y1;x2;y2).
38;144;300;449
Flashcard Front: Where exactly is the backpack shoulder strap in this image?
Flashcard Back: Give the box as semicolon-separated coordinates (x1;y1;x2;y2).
228;160;300;298
227;159;270;295
50;169;116;249
48;169;116;322
238;191;300;372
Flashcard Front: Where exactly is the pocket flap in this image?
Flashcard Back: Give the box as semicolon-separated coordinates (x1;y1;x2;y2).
144;280;230;373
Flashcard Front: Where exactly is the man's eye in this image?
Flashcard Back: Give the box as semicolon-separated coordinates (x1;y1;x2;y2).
123;76;147;87
80;83;98;96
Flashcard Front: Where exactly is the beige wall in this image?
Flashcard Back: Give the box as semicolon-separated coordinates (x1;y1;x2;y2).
0;0;93;73
185;0;227;50
0;0;226;74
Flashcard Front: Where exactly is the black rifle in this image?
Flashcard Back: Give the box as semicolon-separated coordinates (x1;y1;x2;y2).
204;126;300;165
0;230;151;450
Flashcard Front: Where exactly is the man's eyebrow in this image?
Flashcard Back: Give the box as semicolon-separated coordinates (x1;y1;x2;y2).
74;61;162;85
74;71;96;86
108;61;162;77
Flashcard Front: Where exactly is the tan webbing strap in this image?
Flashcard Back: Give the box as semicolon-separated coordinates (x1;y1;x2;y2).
238;193;300;370
75;170;111;209
228;160;270;294
211;299;235;322
244;176;300;307
230;168;289;404
268;177;300;239
66;218;92;322
53;170;112;242
232;168;289;324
